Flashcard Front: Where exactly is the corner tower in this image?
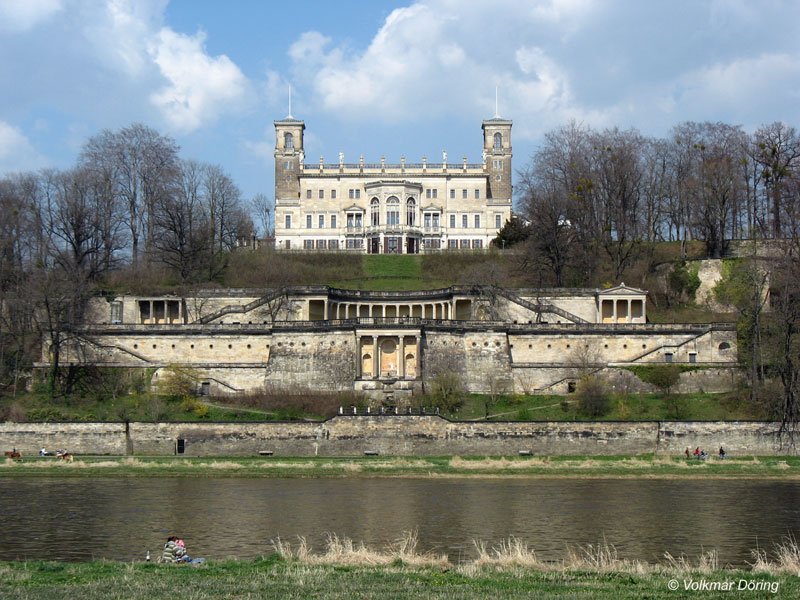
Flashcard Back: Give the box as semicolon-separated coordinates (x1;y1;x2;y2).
274;117;305;203
482;117;512;202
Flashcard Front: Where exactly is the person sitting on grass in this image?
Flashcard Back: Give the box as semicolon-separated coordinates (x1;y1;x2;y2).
161;536;187;563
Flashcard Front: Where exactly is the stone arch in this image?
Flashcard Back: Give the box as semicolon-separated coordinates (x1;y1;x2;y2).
362;353;373;377
493;132;502;149
284;132;294;149
404;352;416;378
380;339;397;376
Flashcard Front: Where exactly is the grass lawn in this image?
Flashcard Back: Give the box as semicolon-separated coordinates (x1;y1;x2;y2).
451;391;757;422
0;557;795;600
3;454;799;479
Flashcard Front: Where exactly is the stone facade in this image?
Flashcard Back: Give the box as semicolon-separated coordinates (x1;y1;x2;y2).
273;116;513;253
0;418;789;457
41;284;738;398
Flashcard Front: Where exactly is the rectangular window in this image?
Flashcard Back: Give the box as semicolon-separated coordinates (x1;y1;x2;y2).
665;353;673;363
331;215;337;229
432;189;437;198
426;189;432;199
474;189;480;199
448;239;458;249
472;239;483;249
495;214;501;229
285;160;292;170
689;353;697;363
306;189;312;199
328;239;339;250
110;302;122;324
460;239;470;249
306;215;312;229
493;159;502;170
304;240;314;249
474;214;480;228
319;215;325;228
285;215;291;229
331;190;337;199
462;214;468;228
450;189;455;199
319;190;324;199
316;239;326;249
355;189;361;199
349;189;355;199
432;214;440;227
450;214;456;228
462;189;467;199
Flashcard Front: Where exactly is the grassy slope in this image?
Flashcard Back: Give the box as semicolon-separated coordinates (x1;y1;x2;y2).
3;455;799;479
0;559;795;600
1;389;759;423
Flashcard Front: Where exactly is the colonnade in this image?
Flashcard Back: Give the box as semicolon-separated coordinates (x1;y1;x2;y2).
328;302;450;320
138;299;183;324
600;298;645;324
358;334;419;379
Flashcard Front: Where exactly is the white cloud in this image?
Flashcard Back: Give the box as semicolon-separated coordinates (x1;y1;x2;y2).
146;28;250;133
0;121;46;172
0;0;62;32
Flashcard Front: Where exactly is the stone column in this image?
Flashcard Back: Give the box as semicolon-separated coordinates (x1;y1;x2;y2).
373;336;379;378
149;300;154;324
399;335;405;378
627;299;631;323
613;300;617;323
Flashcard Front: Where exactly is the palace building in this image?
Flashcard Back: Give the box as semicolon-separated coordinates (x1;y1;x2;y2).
273;115;513;253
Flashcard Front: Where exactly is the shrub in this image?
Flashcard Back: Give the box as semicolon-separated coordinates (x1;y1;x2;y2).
643;365;682;396
576;376;611;418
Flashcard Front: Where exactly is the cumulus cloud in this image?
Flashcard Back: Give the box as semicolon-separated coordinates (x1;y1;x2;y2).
147;28;250;132
282;0;800;140
0;0;63;32
0;121;46;172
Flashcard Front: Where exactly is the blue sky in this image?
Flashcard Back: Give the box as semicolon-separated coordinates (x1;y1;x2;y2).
1;0;799;215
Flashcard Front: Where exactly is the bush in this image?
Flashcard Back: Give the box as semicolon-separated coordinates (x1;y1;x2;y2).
428;371;465;413
576;376;611;418
643;365;682;396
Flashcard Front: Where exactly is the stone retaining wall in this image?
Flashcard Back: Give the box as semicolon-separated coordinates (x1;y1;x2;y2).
0;417;790;457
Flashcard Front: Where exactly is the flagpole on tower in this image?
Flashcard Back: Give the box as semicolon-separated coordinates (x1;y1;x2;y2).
288;84;293;119
495;85;499;118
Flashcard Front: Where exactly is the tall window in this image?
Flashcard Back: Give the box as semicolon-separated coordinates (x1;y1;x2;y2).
319;215;325;228
462;214;468;228
331;190;337;199
370;198;380;227
474;214;480;228
285;132;294;149
331;215;337;229
306;215;312;229
450;189;455;199
306;189;312;199
474;189;480;199
450;214;456;228
495;214;501;229
493;132;502;149
387;196;400;226
406;198;416;226
285;215;291;229
319;190;324;199
462;189;467;199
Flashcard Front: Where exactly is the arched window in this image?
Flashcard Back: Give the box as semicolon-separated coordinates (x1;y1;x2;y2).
493;132;502;149
284;132;294;149
718;342;731;351
406;197;416;226
370;198;380;227
386;196;400;226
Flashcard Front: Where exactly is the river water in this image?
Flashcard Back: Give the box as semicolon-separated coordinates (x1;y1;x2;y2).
1;477;798;565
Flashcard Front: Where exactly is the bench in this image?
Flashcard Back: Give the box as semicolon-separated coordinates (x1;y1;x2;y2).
258;450;274;456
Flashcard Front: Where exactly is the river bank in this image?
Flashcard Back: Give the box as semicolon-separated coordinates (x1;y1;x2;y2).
1;548;797;600
2;454;799;479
